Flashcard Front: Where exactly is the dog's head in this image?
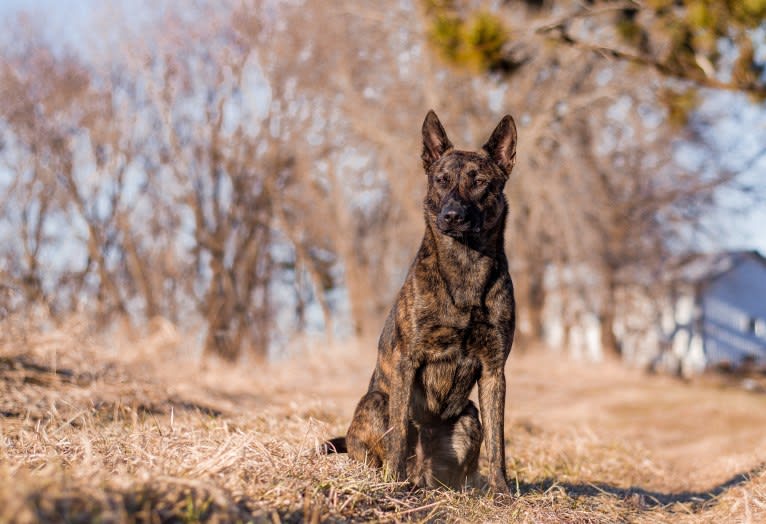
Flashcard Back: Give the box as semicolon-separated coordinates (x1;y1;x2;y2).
421;110;517;239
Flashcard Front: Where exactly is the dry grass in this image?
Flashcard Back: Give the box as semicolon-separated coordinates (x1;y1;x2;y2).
1;320;765;523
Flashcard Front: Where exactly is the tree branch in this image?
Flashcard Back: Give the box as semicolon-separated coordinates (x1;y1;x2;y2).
539;29;766;97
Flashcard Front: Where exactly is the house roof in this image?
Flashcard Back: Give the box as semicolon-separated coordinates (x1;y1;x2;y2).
671;250;766;284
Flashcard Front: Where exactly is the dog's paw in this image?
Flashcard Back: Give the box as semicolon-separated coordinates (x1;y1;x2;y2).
488;478;512;498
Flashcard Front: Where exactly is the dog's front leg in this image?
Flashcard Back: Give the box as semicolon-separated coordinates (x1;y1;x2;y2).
387;350;416;482
478;365;509;494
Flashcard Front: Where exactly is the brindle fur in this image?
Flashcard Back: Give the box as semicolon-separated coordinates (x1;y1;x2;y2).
331;111;516;493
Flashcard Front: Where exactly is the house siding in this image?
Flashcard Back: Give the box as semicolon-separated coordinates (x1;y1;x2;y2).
700;257;766;366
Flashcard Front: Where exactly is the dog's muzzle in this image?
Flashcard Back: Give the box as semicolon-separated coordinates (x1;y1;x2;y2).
436;200;480;236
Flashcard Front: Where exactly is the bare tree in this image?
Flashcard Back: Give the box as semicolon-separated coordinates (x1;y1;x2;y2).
0;0;760;365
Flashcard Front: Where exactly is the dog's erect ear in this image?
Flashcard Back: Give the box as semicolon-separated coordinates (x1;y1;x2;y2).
421;110;453;170
482;115;517;177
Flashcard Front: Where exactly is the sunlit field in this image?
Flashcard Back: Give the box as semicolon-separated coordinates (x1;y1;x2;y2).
2;319;764;523
2;3;766;521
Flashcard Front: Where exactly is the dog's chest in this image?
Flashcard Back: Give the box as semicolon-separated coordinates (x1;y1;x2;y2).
414;353;480;420
440;253;494;310
413;314;492;420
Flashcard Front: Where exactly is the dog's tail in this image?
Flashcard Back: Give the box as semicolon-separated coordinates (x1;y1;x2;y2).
321;436;347;454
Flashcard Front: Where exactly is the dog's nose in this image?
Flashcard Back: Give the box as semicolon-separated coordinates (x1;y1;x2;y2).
442;209;465;225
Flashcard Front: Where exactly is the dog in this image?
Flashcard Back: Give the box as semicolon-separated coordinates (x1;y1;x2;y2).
326;111;516;493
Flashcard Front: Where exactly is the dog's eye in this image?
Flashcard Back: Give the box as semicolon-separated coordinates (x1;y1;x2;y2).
436;176;449;187
475;178;489;187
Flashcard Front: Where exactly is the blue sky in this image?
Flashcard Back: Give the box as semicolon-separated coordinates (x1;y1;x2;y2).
0;0;92;41
1;0;765;254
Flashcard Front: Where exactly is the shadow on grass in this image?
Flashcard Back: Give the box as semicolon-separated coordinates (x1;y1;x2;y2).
516;462;766;509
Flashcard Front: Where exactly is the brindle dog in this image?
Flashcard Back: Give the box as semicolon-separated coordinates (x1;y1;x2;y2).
327;111;516;493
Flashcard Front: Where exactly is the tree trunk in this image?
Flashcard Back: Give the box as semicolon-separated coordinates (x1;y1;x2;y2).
599;275;621;361
202;259;240;362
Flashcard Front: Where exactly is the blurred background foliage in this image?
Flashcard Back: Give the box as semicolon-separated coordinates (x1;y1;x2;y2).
0;0;764;366
424;0;766;116
425;1;512;72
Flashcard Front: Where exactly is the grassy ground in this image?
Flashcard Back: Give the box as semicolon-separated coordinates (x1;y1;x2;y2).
1;320;765;523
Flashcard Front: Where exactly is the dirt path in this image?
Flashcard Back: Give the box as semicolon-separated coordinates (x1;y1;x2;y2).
503;352;766;491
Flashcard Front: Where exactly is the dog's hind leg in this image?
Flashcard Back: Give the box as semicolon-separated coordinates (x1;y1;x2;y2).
409;401;482;490
346;391;390;468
